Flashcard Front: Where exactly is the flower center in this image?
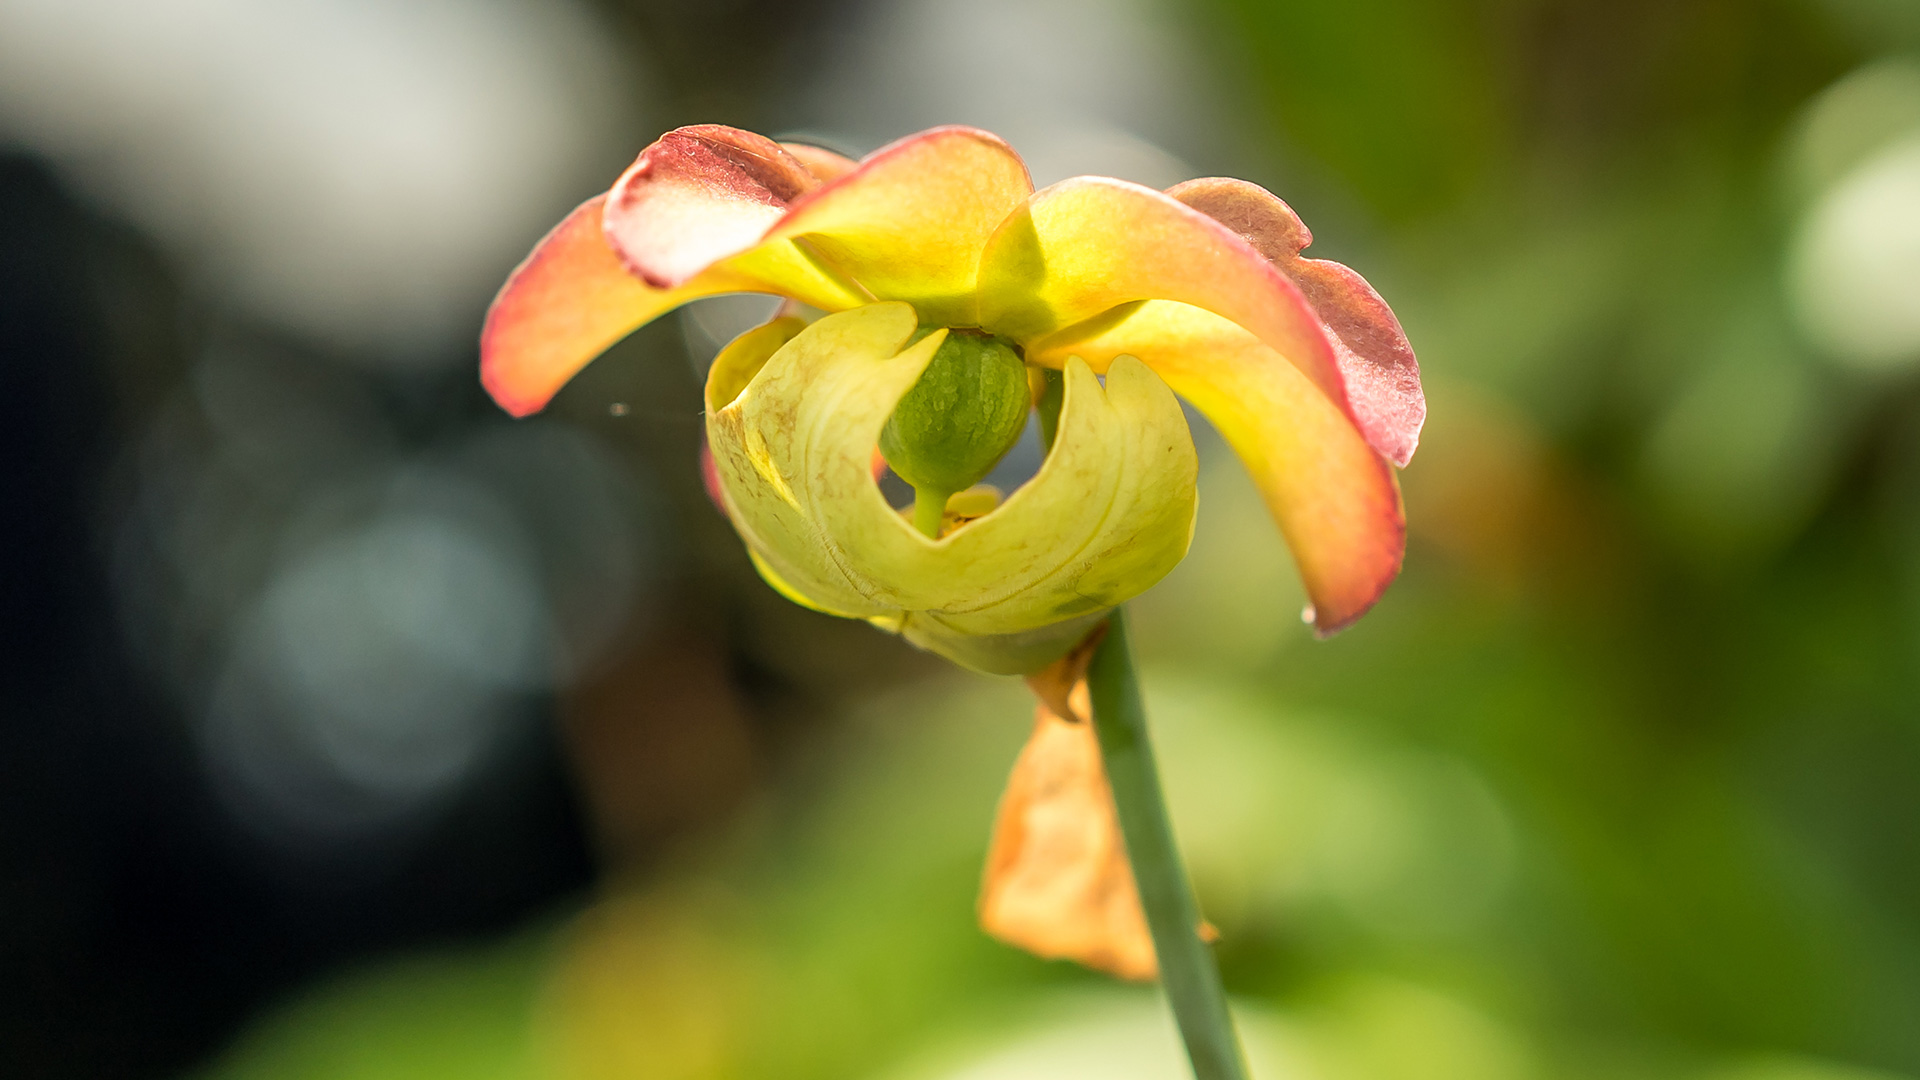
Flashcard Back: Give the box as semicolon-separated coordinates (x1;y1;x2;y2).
879;328;1031;537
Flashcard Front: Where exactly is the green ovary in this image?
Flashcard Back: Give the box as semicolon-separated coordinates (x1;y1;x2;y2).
878;329;1031;537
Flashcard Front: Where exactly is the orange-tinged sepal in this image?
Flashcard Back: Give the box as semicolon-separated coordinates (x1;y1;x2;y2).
604;125;819;289
1169;177;1425;467
1030;301;1404;634
978;177;1423;467
480;194;716;418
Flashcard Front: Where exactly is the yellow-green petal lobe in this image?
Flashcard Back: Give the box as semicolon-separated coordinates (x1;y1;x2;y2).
706;303;1199;672
898;610;1112;677
705;316;806;412
707;303;934;618
747;547;866;619
1029;300;1403;635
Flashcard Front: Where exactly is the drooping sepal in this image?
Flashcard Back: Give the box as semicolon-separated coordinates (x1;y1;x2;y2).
480;124;874;419
1029;301;1403;635
976;177;1423;466
1168;178;1424;466
481;194;740;418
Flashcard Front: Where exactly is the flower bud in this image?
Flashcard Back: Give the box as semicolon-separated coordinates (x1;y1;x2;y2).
879;329;1030;535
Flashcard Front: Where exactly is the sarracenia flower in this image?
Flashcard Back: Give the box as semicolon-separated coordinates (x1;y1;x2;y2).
482;124;1424;677
483;125;1423;985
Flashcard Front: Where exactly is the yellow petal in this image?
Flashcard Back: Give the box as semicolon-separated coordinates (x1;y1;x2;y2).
979;685;1157;981
747;548;866;619
1170;177;1424;467
706;303;932;621
705;303;1200;672
1030;301;1404;635
770;127;1033;327
481;194;737;418
481;175;864;420
976;177;1422;466
704;315;871;623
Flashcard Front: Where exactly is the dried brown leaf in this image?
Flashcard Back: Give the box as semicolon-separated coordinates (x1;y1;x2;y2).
979;678;1156;981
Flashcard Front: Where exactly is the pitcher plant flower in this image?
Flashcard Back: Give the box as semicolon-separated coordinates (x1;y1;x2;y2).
484;123;1420;671
481;123;1422;1079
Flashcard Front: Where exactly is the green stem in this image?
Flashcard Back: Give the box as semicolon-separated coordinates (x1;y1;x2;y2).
1087;609;1249;1080
911;486;949;538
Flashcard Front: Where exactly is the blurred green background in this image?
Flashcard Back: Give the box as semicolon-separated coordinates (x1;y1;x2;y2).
5;0;1920;1077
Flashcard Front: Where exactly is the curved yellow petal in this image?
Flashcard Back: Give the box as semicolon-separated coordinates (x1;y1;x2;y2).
1169;177;1425;467
481;194;743;418
481;132;873;419
976;177;1422;467
706;303;1198;672
706;304;932;619
769;127;1034;327
1028;300;1403;635
906;355;1195;632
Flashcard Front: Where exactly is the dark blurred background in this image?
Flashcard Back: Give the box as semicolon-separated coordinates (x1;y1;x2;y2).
5;0;1920;1078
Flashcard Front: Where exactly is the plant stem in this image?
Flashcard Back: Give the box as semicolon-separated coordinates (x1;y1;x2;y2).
1087;609;1249;1080
911;487;949;538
